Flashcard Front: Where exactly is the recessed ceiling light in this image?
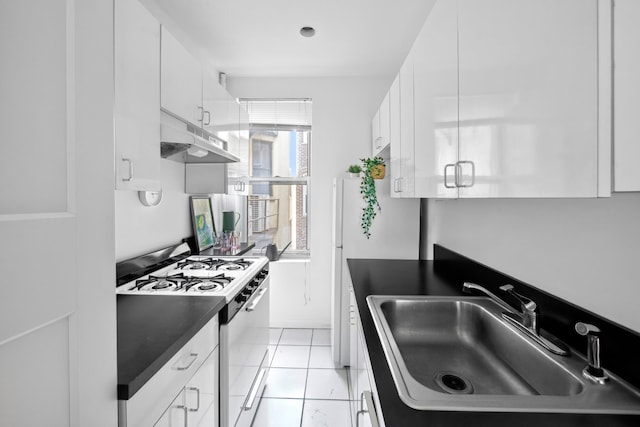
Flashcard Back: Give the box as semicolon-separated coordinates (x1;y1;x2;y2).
300;27;316;37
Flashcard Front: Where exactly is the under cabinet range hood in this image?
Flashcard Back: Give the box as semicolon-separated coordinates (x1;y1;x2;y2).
160;110;240;164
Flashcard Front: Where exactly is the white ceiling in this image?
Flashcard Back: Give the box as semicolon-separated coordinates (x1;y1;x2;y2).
142;0;436;78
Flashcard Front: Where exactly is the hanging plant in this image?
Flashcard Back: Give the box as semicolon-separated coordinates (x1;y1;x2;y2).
359;156;386;239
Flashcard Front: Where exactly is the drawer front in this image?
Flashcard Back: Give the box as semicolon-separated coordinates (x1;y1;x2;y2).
122;315;219;427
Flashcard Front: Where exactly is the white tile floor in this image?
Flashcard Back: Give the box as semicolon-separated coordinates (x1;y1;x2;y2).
252;328;354;427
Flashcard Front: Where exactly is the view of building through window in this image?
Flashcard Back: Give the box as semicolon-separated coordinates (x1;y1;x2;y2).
239;99;311;255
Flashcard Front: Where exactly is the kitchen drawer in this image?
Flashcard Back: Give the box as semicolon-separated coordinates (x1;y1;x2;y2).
120;315;219;427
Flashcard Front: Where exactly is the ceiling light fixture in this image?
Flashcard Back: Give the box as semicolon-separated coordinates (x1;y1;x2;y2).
300;26;316;37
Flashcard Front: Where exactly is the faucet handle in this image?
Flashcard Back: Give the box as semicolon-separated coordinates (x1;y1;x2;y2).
575;322;609;384
499;284;537;312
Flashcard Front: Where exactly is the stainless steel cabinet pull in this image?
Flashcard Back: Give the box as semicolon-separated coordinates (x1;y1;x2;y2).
175;404;188;426
357;391;380;427
246;288;267;312
456;160;475;188
122;158;133;182
203;110;211;125
444;163;456;188
196;106;205;122
174;353;198;371
243;368;266;410
374;136;383;148
187;387;200;412
393;178;402;193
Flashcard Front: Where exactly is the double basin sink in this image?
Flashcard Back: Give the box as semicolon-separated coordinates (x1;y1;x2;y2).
367;295;640;414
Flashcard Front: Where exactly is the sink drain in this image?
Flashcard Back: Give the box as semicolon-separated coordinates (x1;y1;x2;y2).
434;372;474;394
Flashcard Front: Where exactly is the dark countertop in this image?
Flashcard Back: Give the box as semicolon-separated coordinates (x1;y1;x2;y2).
347;258;639;427
117;294;226;400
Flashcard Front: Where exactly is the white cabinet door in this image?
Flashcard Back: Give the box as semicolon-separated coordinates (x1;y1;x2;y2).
614;0;640;191
161;26;203;125
186;347;219;427
202;69;233;138
412;0;458;199
154;389;187;427
389;73;405;197
377;92;391;154
458;0;599;197
371;109;381;154
114;0;161;191
398;54;416;197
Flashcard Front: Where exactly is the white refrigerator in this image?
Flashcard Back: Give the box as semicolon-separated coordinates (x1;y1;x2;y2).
331;176;420;366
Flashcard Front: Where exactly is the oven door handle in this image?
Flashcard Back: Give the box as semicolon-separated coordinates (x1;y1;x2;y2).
245;287;268;312
243;367;267;410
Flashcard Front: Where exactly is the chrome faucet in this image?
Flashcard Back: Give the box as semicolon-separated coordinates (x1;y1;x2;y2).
462;282;569;356
575;322;609;384
499;284;538;333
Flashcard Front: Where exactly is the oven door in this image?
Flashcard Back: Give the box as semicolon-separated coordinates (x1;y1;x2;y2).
220;276;270;427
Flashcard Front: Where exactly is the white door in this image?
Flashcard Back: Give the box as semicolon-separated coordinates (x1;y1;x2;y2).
0;1;116;426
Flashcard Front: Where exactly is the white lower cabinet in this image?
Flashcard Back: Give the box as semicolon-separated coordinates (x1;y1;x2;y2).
119;315;219;427
349;287;385;427
155;347;219;427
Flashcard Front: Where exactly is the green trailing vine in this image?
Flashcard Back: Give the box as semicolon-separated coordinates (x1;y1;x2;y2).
359;157;385;239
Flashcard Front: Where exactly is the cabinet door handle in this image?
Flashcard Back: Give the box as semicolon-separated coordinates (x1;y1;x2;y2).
357;391;381;427
444;163;456;188
187;387;200;412
197;106;205;123
456;160;475;188
203;110;211;125
175;404;188;427
122;158;133;182
174;353;198;371
393;178;402;193
374;137;383;148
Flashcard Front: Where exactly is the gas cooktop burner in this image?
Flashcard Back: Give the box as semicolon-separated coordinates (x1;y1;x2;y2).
133;273;188;291
183;274;233;292
177;257;253;271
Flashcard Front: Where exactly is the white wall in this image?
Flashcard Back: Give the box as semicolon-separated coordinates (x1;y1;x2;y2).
115;159;191;261
229;76;390;327
423;193;640;333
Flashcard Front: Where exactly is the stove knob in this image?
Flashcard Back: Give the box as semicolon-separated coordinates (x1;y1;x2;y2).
235;294;247;304
252;278;261;286
242;289;253;297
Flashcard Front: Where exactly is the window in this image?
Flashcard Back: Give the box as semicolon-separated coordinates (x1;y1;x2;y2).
239;99;312;256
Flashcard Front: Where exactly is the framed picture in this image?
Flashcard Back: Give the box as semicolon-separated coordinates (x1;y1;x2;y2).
189;196;216;252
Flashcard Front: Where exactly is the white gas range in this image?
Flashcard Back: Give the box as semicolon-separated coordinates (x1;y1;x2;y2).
116;243;270;427
116;251;268;300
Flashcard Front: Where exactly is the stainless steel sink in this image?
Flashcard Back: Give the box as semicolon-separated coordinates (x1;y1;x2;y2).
367;295;640;413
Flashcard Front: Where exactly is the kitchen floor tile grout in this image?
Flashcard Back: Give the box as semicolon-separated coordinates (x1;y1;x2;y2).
254;328;353;427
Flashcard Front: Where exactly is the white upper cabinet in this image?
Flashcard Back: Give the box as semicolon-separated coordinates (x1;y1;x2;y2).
389;0;608;198
613;0;640;192
389;73;407;196
161;26;204;125
114;0;161;191
412;0;458;199
372;93;391;156
397;54;416;197
457;0;600;198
